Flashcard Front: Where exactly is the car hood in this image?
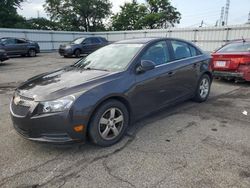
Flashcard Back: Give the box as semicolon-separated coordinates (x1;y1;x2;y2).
60;43;79;48
17;66;114;101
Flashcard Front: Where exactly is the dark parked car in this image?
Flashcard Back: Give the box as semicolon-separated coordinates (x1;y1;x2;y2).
10;38;212;147
59;37;109;58
0;49;9;62
0;37;40;57
211;39;250;81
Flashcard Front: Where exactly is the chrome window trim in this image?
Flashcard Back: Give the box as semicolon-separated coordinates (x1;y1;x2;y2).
155;54;204;68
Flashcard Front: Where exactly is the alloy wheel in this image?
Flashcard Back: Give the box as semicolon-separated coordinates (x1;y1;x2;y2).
98;107;124;140
199;77;209;99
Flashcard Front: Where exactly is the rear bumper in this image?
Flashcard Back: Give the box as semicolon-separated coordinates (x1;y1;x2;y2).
213;64;250;81
213;71;244;78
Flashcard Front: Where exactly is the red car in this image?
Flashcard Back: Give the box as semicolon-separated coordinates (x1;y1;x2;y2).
211;39;250;81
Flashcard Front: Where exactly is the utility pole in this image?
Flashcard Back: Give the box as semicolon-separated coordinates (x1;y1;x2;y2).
248;11;250;24
220;7;225;26
224;0;230;25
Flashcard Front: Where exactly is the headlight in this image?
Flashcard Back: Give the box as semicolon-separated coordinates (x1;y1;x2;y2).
40;95;75;113
65;46;72;49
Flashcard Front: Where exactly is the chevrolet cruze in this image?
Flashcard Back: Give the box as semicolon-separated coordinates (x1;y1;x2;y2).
10;38;212;147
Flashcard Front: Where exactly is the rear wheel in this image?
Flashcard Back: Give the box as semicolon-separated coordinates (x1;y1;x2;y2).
74;49;81;58
88;100;129;147
27;49;36;57
193;74;211;102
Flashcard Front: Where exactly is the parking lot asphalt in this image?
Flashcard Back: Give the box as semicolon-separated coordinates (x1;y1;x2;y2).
0;53;250;188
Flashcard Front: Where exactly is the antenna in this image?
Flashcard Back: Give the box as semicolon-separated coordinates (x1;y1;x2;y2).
224;0;230;25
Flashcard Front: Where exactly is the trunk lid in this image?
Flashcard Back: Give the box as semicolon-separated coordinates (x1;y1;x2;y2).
212;52;250;70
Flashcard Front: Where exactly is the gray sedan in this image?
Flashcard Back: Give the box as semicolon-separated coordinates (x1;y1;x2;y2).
0;37;40;57
10;38;212;147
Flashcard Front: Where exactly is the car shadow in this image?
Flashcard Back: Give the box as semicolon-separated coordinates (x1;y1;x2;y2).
31;99;194;152
214;78;250;87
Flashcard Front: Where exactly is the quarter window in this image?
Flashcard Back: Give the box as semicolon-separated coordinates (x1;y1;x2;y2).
141;41;170;66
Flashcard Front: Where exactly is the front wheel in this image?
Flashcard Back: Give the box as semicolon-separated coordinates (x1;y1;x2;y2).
88;100;129;147
74;49;81;58
27;49;36;57
193;74;211;102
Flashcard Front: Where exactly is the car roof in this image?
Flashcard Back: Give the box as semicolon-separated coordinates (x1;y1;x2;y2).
0;37;26;40
115;37;196;45
228;39;250;43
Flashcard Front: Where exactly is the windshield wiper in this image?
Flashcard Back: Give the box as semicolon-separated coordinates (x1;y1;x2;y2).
85;67;109;72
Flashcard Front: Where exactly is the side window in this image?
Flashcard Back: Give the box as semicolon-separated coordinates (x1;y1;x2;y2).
171;40;192;60
83;38;91;45
16;39;27;44
3;39;16;45
91;38;101;44
141;41;170;66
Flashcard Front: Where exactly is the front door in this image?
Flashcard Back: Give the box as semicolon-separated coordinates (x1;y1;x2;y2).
130;41;180;117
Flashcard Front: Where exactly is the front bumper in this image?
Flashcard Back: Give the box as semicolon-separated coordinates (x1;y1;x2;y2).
0;53;9;62
59;48;73;56
10;98;87;144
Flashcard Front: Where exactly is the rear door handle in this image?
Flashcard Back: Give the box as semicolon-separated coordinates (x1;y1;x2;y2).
193;63;197;68
168;71;175;77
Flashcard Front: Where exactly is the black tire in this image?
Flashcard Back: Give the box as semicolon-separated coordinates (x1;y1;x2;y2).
74;49;81;58
88;100;129;147
193;74;211;102
27;49;36;57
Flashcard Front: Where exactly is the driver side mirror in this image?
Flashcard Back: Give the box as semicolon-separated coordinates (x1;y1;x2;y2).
136;60;155;74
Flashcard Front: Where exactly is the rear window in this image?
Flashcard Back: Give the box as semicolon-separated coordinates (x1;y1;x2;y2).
218;42;250;53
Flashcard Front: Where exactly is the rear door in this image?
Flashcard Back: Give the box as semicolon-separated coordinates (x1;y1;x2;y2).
168;40;202;96
90;38;103;51
15;39;28;54
82;38;93;54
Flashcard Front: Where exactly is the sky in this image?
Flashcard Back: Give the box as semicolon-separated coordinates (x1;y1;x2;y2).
17;0;250;28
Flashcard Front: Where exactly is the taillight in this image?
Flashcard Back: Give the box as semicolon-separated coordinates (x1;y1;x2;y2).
239;57;250;65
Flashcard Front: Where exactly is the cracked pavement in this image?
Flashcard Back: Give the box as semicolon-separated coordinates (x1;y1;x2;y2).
0;53;250;188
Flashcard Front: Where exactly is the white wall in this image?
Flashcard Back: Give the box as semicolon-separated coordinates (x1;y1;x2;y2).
0;25;250;52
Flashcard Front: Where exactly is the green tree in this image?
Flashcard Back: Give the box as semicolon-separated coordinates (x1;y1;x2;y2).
144;0;181;29
25;18;62;30
44;0;112;31
111;0;147;30
0;0;26;28
111;0;181;31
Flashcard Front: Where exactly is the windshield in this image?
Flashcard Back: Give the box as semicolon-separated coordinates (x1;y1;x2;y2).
73;43;143;71
72;38;85;44
218;42;250;53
